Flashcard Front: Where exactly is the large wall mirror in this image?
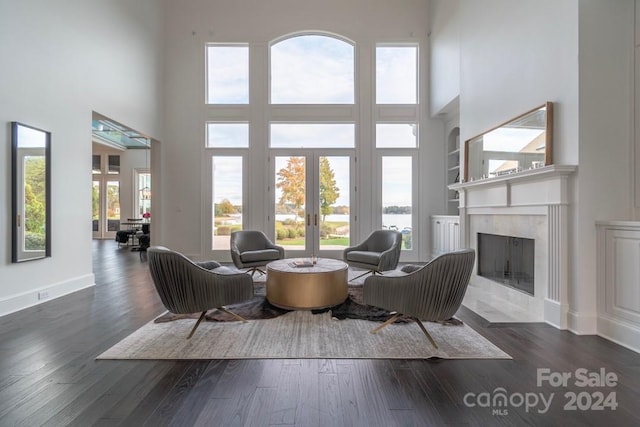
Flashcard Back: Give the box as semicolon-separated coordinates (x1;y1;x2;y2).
464;102;553;182
11;121;51;262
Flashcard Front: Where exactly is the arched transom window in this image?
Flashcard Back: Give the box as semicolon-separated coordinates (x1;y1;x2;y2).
270;34;355;104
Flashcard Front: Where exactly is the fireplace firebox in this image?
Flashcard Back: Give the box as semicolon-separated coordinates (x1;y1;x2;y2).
477;233;535;295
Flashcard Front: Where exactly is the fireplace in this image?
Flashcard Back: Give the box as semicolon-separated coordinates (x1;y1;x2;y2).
477;233;535;295
450;165;576;327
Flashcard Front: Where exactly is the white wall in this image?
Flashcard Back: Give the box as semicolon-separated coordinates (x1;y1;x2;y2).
459;0;580;162
572;0;635;333
433;0;635;334
160;0;444;262
0;0;164;316
636;0;640;218
428;0;460;117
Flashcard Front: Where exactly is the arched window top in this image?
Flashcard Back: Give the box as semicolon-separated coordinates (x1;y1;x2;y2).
270;33;355;104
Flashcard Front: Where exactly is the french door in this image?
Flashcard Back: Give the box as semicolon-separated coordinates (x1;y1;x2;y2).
92;178;120;239
272;151;353;259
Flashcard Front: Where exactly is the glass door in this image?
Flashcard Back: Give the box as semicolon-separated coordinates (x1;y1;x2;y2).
92;180;101;238
90;178;120;239
273;152;352;259
106;180;121;238
316;155;351;258
92;154;121;239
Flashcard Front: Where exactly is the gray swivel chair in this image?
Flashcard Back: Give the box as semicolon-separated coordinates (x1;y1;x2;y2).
363;249;475;348
230;230;285;277
148;246;254;339
343;229;403;281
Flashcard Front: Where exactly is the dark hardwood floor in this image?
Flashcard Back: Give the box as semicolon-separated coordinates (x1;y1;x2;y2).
1;240;639;426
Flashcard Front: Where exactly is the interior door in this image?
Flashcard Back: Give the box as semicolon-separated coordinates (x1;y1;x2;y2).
272;152;352;259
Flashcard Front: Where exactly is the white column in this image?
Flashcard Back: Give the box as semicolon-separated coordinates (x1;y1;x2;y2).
544;203;569;329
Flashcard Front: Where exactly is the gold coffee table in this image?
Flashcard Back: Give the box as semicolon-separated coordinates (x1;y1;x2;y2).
266;258;349;310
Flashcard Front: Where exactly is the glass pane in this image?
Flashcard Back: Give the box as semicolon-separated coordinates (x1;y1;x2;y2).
275;156;306;250
107;155;120;174
92;155;101;174
382;156;412;250
23;155;46;251
271;35;354;104
207;45;249;104
376;123;418;148
92;181;100;232
376;46;417;104
270;123;354;148
212;156;243;250
138;173;151;218
318;156;350;250
206;123;249;148
106;181;120;231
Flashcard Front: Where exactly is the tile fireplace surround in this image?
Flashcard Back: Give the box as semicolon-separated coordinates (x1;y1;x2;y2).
450;165;577;328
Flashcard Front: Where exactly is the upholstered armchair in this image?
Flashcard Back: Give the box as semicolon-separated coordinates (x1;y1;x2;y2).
230;230;285;277
147;246;254;339
363;249;475;348
343;229;403;280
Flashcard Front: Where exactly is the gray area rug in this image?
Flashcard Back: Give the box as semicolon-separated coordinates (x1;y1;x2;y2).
97;310;511;360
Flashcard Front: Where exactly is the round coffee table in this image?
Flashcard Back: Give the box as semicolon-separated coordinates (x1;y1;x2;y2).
266;258;348;310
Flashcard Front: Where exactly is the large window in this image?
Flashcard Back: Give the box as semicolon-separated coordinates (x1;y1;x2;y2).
376;46;418;104
270;35;354;104
206;44;249;104
203;34;420;259
206;122;249;148
375;45;418;252
270;123;355;148
376;123;417;148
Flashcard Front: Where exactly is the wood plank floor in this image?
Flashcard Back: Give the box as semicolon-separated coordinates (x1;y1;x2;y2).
0;240;639;426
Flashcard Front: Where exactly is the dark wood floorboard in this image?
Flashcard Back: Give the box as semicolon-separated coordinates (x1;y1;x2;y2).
0;240;638;426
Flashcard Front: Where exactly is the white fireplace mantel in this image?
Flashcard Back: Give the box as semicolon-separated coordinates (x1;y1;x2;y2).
449;165;577;210
449;165;577;329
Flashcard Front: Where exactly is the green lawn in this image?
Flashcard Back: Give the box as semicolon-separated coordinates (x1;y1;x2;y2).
280;236;350;246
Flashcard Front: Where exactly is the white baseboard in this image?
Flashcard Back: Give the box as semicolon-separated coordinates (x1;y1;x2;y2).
598;315;640;354
544;298;568;329
0;274;95;318
567;309;598;335
544;300;599;335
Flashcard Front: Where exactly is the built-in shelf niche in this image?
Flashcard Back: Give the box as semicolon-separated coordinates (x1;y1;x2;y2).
446;127;460;215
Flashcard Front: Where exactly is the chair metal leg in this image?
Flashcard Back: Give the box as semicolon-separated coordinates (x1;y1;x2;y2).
248;267;265;278
218;306;248;323
350;269;379;282
370;312;402;334
351;270;371;281
414;317;438;349
187;311;207;339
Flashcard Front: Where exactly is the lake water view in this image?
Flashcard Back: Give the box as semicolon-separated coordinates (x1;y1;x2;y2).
218;214;412;230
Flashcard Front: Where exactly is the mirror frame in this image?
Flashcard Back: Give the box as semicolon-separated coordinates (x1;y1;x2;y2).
464;102;553;182
11;121;51;262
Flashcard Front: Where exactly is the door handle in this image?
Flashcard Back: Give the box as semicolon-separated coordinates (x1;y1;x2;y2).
314;214;318;226
307;214;310;226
